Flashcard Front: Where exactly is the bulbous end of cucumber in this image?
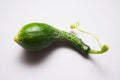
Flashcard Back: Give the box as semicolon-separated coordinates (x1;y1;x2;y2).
14;23;57;51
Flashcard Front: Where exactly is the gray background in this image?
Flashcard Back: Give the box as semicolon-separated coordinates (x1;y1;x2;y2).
0;0;120;80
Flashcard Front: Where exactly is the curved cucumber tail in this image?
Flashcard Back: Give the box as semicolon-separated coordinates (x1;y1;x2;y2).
70;22;109;54
57;30;90;54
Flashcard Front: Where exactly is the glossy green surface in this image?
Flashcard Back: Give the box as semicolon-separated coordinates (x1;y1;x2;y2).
14;23;90;54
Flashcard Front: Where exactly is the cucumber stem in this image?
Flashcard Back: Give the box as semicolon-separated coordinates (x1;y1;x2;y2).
89;45;109;54
70;22;109;54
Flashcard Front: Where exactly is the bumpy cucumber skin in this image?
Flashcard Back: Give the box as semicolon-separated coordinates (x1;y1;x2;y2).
14;23;90;54
58;31;90;54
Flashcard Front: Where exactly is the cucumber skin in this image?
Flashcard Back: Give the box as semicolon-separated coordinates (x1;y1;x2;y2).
14;23;90;54
15;23;58;51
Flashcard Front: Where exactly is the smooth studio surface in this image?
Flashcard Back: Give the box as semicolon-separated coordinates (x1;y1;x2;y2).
0;0;120;80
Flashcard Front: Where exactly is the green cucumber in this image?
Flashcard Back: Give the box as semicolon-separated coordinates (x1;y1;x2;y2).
14;22;109;54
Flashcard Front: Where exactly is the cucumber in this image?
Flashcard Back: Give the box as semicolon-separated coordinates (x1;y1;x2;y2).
14;23;90;54
14;22;109;54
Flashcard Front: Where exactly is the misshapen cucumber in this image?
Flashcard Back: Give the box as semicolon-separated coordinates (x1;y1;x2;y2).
14;22;109;54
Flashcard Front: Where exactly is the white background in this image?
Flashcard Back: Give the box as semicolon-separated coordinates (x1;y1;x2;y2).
0;0;120;80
